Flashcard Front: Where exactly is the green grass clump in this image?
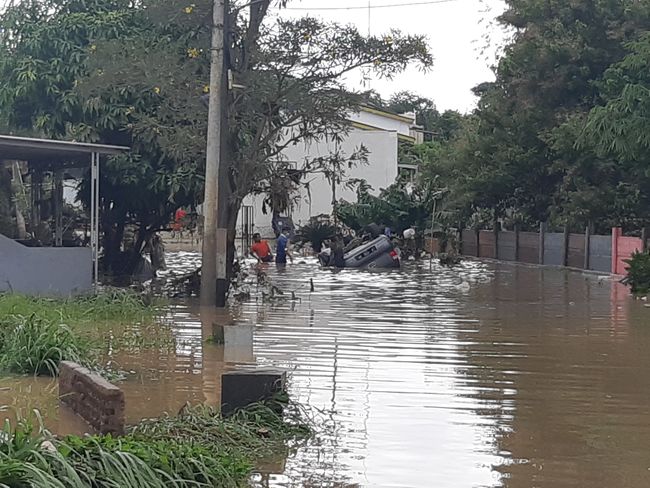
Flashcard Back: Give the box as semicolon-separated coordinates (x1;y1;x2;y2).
0;402;312;488
0;290;161;328
0;315;89;376
0;290;164;377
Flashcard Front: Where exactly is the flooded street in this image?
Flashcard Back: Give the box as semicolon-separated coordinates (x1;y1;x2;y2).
2;253;650;487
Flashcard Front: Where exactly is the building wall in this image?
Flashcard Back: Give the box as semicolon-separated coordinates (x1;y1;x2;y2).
347;110;414;137
241;129;399;238
0;233;92;295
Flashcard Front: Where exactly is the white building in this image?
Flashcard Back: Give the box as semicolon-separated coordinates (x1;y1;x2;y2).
239;106;422;238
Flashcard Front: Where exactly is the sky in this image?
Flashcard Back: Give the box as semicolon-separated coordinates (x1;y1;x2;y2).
278;0;510;113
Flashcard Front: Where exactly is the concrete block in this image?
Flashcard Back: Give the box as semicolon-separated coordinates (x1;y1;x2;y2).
223;324;254;346
221;368;286;416
58;361;125;435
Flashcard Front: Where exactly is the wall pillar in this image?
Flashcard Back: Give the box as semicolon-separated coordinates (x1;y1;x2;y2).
611;227;621;274
584;224;591;270
539;222;546;265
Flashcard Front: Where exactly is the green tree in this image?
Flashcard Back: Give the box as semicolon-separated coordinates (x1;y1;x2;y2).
582;33;650;230
0;0;431;280
83;1;431;279
462;0;650;226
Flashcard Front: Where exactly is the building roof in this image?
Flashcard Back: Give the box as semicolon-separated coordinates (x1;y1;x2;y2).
0;134;129;167
359;105;416;124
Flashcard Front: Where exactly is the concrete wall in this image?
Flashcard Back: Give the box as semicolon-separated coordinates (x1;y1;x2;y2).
567;233;586;269
0;234;92;295
519;232;540;264
613;231;643;275
544;232;565;266
498;231;517;262
589;235;611;273
461;227;619;275
478;231;496;258
347;110;413;137
241;129;399;238
461;230;478;256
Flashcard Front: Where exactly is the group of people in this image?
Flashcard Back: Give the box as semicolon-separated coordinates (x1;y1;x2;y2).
249;228;293;265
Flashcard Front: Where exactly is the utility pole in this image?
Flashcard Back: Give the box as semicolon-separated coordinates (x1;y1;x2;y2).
201;0;228;306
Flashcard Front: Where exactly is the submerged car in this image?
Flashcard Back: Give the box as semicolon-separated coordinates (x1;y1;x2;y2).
319;235;400;269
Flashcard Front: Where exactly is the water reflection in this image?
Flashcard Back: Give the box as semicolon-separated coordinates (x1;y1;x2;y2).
2;253;649;488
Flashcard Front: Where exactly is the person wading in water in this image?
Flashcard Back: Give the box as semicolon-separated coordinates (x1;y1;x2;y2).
275;227;293;265
250;233;273;263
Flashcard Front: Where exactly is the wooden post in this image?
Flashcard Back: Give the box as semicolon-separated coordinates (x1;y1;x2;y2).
514;223;520;262
642;227;648;252
475;228;480;258
584;224;591;270
539;221;546;265
562;225;569;267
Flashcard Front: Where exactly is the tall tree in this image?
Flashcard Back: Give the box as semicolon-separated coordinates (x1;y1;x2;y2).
464;0;650;225
0;0;431;283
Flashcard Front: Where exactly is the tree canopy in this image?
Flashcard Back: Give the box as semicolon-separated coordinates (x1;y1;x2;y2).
0;0;432;275
411;0;650;234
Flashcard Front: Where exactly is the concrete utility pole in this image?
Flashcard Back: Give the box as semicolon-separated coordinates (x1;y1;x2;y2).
201;0;229;306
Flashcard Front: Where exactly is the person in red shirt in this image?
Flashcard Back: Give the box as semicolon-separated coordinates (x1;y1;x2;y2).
172;208;187;236
250;233;273;263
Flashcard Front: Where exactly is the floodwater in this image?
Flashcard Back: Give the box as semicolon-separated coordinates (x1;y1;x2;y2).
2;252;650;488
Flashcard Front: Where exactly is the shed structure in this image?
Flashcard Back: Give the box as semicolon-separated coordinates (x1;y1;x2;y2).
0;135;128;295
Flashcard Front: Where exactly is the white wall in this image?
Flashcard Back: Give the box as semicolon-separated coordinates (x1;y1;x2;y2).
240;128;398;238
348;110;414;137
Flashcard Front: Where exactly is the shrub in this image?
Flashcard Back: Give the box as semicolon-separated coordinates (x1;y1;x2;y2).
296;221;337;252
624;251;650;295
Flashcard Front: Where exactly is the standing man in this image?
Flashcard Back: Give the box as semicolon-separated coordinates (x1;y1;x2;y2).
250;233;273;263
276;227;293;265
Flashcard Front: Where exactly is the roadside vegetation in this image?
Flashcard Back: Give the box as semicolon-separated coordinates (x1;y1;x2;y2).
0;291;162;377
624;252;650;296
0;401;311;487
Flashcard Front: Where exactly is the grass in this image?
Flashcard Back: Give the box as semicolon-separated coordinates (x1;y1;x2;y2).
0;290;164;377
0;291;161;328
0;315;88;376
0;401;312;488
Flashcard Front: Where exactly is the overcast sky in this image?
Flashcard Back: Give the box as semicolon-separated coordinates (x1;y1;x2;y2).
279;0;510;113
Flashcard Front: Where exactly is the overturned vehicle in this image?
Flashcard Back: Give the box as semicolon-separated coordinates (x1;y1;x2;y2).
318;235;400;269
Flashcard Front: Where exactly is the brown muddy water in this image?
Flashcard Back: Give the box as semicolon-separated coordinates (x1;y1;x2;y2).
2;252;650;488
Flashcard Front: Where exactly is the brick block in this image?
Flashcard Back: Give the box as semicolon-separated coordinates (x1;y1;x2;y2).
58;361;125;435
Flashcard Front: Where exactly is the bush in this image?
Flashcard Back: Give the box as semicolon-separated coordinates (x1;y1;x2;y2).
296;221;337;252
624;251;650;295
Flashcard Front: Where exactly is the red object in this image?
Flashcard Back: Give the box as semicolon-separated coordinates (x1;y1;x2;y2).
173;209;187;232
612;227;642;275
251;241;272;259
175;209;187;222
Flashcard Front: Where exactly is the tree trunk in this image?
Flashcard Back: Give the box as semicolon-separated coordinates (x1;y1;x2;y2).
102;203;126;275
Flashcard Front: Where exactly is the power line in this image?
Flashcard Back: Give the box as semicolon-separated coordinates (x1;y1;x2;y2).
285;0;460;11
